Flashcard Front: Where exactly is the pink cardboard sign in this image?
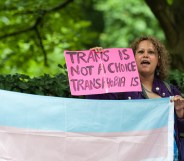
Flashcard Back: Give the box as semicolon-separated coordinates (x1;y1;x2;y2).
64;48;141;96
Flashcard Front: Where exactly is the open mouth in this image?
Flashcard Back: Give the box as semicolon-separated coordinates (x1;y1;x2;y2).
141;60;150;65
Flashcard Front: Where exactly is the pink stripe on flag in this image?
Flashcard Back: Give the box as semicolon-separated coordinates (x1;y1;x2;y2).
0;126;168;161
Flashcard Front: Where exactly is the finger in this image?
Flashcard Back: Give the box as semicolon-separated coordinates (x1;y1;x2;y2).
172;95;182;102
96;47;103;52
90;47;103;52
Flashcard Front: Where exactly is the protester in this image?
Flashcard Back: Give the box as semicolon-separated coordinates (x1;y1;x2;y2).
86;36;184;161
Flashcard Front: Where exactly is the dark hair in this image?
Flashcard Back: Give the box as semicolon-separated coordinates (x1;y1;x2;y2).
130;36;170;80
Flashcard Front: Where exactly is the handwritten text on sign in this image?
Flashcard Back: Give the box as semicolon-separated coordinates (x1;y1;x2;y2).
64;48;141;95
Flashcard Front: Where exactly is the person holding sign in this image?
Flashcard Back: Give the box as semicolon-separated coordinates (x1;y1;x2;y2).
86;36;184;161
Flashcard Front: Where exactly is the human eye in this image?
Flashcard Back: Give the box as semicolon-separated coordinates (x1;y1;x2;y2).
148;50;155;55
137;50;144;54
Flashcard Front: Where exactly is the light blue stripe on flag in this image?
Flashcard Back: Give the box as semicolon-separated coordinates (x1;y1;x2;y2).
0;89;170;132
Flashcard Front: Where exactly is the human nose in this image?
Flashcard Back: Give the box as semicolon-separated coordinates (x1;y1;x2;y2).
143;51;149;57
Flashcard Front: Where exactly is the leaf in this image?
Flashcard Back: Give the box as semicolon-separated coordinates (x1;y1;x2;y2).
167;0;173;5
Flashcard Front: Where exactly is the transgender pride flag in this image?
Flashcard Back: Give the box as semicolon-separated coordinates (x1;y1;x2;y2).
0;89;174;161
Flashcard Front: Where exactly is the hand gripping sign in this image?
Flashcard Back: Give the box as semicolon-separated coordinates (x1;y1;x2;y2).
64;48;141;96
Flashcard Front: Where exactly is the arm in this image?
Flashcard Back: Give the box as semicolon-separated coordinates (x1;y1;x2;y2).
173;96;184;119
169;84;184;119
169;84;184;139
173;96;184;136
176;118;184;135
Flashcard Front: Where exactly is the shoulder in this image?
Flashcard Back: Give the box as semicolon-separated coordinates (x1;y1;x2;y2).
160;80;181;96
152;78;181;97
166;82;181;95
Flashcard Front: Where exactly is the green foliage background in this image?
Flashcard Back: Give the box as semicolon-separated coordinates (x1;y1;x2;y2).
0;0;165;76
0;0;183;96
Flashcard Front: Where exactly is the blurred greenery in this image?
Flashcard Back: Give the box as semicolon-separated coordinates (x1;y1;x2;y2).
0;0;165;76
94;0;165;47
169;69;184;96
0;0;99;76
0;0;184;95
0;64;78;98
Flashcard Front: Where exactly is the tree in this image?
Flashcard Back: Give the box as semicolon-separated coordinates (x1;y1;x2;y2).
0;0;183;77
0;0;99;76
145;0;184;71
93;0;165;48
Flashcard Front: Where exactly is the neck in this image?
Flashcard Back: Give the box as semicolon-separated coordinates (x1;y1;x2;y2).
140;74;154;89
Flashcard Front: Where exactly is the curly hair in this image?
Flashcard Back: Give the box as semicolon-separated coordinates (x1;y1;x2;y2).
130;36;170;80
